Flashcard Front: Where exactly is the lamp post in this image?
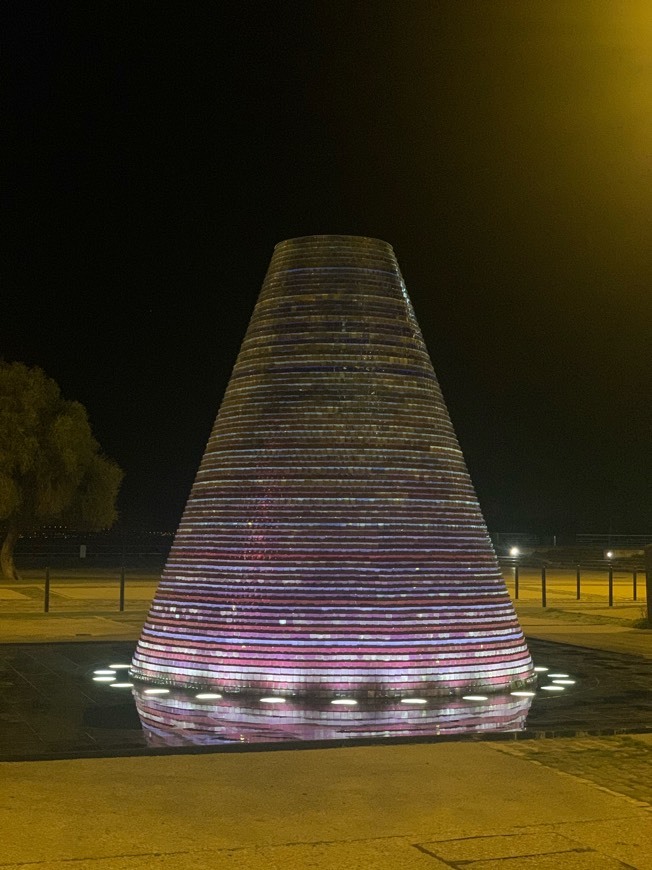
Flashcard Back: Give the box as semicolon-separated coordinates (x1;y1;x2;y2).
509;547;520;599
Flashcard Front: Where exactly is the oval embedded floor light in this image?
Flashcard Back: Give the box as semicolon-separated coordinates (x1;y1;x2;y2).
132;236;534;699
109;664;131;670
195;693;222;700
260;697;286;704
93;669;116;675
541;685;565;692
110;682;134;688
534;666;549;673
400;698;427;705
462;695;489;701
331;699;357;706
93;676;116;682
552;679;575;685
143;688;170;695
510;691;536;697
547;673;570;678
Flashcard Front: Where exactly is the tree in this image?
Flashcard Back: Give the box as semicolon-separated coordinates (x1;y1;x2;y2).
0;362;123;581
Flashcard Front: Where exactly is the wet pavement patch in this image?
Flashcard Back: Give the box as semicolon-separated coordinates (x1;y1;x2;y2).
0;638;650;761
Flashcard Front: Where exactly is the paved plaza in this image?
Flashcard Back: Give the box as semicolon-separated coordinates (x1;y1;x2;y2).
1;569;651;868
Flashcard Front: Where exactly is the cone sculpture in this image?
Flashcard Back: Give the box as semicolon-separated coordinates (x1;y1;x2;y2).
132;235;534;698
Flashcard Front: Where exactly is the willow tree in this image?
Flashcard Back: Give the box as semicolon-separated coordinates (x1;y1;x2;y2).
0;362;123;581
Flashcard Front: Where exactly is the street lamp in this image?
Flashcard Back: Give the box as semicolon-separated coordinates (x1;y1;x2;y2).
509;547;520;599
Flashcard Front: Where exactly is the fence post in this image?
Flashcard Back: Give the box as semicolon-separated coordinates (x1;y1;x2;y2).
645;545;652;626
514;563;519;599
633;570;637;602
608;566;614;607
44;566;50;613
576;565;581;600
119;567;125;612
541;565;547;608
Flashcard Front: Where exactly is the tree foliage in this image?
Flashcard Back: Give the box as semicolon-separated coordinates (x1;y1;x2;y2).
0;362;123;580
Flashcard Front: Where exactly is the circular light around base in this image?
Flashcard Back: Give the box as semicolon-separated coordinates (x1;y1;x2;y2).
400;698;427;705
331;699;357;706
541;685;565;692
143;688;170;695
547;673;569;678
510;691;536;697
93;669;116;675
552;679;575;685
110;682;134;688
462;695;488;701
93;676;116;682
195;693;222;700
260;697;286;704
533;666;549;673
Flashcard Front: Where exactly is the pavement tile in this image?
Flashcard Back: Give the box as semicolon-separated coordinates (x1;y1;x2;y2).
419;832;582;862
455;853;632;869
0;838;449;870
489;736;652;807
555;817;652;870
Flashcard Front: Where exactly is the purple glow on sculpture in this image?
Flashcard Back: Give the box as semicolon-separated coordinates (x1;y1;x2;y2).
132;235;534;698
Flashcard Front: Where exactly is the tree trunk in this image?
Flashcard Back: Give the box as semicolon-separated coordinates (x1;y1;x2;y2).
0;524;21;582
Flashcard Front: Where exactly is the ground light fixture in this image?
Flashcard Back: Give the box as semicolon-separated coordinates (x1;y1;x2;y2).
87;657;579;746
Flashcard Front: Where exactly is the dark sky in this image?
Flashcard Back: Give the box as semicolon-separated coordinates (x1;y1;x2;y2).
5;2;652;534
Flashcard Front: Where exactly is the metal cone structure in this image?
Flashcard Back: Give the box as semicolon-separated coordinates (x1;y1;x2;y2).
132;235;534;699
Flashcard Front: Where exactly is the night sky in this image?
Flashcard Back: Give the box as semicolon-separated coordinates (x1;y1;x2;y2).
5;2;652;535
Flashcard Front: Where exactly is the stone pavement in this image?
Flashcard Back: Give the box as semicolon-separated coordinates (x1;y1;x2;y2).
2;740;652;869
1;586;652;867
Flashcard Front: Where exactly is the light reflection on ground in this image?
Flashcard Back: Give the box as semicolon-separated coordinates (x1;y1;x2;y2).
133;685;533;746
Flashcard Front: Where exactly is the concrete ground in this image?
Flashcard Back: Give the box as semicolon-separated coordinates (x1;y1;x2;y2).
1;574;651;868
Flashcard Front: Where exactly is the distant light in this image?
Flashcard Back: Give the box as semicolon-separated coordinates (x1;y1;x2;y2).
260;697;286;703
552;679;575;685
93;676;116;682
110;682;134;688
541;685;564;692
195;693;222;700
143;688;170;695
547;673;569;678
606;551;614;559
510;691;536;697
462;695;488;701
93;669;116;675
533;666;549;672
331;699;357;706
400;698;427;705
509;547;520;557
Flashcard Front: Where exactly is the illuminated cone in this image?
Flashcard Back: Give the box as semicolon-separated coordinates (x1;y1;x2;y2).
132;235;533;698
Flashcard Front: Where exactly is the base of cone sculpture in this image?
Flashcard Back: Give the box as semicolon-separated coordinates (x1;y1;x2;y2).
132;235;534;699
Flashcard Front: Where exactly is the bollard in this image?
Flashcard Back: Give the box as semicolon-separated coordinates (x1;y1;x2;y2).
645;545;652;625
608;566;614;607
576;565;581;600
44;566;51;613
541;565;547;608
633;570;637;602
514;563;519;600
119;567;125;612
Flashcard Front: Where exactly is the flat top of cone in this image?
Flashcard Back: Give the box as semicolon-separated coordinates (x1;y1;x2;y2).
273;234;393;250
